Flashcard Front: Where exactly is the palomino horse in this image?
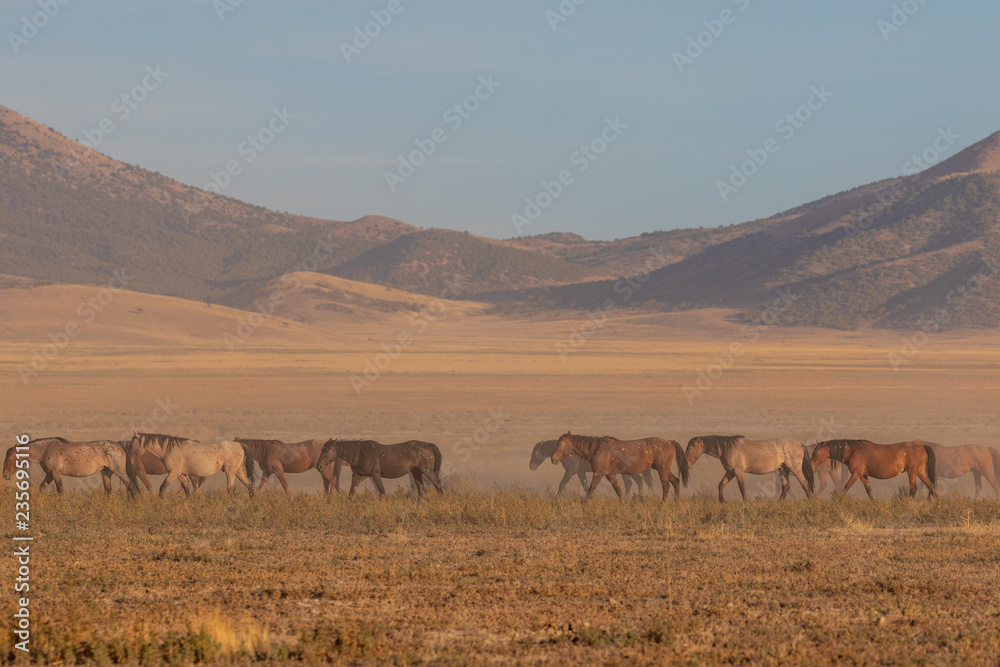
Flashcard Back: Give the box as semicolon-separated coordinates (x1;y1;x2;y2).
234;437;342;498
923;442;998;499
119;441;202;496
2;437;137;495
529;439;654;496
125;433;255;498
810;439;936;499
317;439;443;499
550;432;689;502
686;435;814;502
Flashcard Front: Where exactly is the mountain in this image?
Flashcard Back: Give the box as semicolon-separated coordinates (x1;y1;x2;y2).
519;131;1000;329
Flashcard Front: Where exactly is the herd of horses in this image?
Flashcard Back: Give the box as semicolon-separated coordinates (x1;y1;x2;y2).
4;430;1000;503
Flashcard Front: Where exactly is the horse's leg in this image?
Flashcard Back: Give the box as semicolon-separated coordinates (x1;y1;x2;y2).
790;466;811;498
916;469;936;499
274;468;292;499
555;469;573;495
371;474;388;499
333;460;343;494
718;470;735;502
607;474;625;501
51;469;64;494
666;471;680;501
39;472;53;492
859;475;875;500
981;467;1000;498
258;471;270;493
159;471;181;497
411;470;425;500
583;470;603;503
349;473;362;496
101;469;113;495
779;470;791;500
971;470;982;500
623;474;634;496
577;472;589;492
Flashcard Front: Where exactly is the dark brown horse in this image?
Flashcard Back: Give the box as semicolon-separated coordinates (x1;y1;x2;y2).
925;442;1000;499
811;439;936;499
234;437;342;498
551;432;689;502
529;439;654;496
317;439;443;499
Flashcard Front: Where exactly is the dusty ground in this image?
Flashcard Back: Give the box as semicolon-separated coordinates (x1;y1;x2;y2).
1;283;999;663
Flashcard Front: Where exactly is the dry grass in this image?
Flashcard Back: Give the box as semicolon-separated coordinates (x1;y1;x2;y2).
2;487;999;665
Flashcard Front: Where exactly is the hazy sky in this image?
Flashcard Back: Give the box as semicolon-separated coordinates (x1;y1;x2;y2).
3;1;998;240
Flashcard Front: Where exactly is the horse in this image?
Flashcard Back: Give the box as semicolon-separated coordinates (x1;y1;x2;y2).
923;442;999;499
686;435;814;502
234;437;342;498
810;439;936;499
806;442;846;495
3;437;137;496
529;439;654;496
550;432;689;502
125;433;255;498
317;439;443;499
118;441;203;496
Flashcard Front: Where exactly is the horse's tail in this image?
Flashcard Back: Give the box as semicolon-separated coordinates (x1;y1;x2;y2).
430;442;443;476
923;444;936;488
672;440;690;486
240;442;257;485
124;446;141;497
801;444;815;494
990;447;1000;486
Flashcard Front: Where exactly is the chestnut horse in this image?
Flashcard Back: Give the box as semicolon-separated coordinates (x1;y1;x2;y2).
550;432;689;502
811;439;936;499
3;437;137;495
125;433;255;498
317;439;443;499
924;442;1000;499
686;435;814;502
234;437;342;498
529;439;654;496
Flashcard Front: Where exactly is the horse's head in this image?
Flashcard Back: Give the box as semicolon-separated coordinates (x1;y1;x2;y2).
233;436;242;443
810;441;833;470
2;447;17;480
126;431;144;455
686;437;705;466
551;432;574;463
317;439;339;471
529;441;549;470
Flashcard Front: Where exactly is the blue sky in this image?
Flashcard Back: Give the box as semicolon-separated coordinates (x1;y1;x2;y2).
3;0;998;240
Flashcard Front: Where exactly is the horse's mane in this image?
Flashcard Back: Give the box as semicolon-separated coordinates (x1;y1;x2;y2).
331;439;378;462
28;436;67;445
136;433;193;454
700;435;745;457
821;439;874;465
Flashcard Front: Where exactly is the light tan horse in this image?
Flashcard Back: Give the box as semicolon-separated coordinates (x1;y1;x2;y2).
924;442;999;499
551;432;689;502
529;439;654;496
2;437;137;495
118;441;202;496
125;433;255;498
686;435;815;502
810;439;936;499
